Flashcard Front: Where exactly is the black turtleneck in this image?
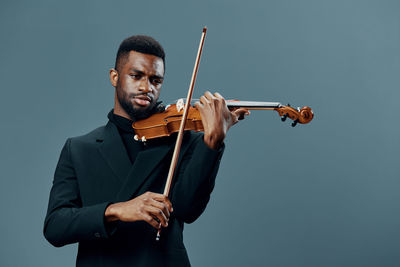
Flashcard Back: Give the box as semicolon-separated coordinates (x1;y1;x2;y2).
107;110;144;164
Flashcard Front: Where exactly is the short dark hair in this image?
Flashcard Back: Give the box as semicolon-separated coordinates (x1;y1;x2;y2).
115;35;165;71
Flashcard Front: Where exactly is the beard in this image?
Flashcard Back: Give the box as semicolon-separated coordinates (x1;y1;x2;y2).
116;86;158;121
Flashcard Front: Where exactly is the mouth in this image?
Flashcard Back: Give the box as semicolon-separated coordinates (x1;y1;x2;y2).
133;95;153;107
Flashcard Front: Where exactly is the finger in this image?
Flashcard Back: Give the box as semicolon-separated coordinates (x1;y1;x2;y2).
213;92;223;98
150;193;174;213
194;101;203;110
200;95;210;105
213;92;225;103
146;206;169;227
204;91;215;100
143;214;162;229
213;92;227;108
149;198;170;219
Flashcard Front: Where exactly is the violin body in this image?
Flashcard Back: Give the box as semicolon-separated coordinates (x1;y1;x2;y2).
132;104;203;141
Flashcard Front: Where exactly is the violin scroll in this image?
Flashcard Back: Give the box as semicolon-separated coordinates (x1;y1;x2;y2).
276;105;314;127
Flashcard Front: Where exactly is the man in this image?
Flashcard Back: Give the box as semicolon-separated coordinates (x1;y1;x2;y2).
44;35;248;266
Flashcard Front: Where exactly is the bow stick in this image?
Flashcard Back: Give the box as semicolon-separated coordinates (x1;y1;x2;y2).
156;27;207;241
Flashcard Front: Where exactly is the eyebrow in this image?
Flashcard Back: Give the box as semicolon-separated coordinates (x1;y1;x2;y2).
131;69;164;79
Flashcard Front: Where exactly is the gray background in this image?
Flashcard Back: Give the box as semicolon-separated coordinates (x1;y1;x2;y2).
1;0;399;266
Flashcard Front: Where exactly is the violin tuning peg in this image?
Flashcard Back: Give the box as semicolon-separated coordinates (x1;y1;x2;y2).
297;107;300;112
281;113;288;122
291;119;298;127
287;103;291;107
176;98;184;112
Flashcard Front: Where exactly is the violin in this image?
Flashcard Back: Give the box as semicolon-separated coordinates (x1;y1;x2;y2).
152;26;314;241
132;99;314;142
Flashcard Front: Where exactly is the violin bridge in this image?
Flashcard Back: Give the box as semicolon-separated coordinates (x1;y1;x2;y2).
176;98;184;112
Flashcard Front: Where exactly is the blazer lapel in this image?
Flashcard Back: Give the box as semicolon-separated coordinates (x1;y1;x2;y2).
115;140;173;202
98;121;132;184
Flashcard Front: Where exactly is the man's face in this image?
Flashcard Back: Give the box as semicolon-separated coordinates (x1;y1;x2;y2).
111;50;164;120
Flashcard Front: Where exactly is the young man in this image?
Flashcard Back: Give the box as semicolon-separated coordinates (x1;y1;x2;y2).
44;35;248;266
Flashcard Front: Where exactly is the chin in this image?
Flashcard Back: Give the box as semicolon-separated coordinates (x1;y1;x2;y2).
132;104;151;111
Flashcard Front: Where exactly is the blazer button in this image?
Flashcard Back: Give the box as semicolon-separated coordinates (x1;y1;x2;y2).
94;232;101;238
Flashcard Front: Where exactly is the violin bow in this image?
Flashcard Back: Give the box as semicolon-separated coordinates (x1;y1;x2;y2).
156;27;207;241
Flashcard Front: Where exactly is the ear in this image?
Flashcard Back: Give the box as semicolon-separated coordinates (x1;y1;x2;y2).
109;68;118;87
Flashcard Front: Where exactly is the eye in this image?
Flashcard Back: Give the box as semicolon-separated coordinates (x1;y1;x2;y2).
151;77;163;85
130;74;141;79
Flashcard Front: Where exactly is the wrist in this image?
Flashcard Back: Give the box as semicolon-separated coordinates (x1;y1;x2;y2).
203;134;224;150
105;203;120;223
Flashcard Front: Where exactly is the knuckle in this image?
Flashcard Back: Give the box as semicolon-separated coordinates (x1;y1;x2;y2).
138;204;144;213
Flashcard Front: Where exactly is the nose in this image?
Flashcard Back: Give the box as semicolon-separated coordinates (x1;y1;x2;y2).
138;77;152;93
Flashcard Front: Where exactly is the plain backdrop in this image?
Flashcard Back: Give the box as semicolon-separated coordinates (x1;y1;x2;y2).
0;0;399;266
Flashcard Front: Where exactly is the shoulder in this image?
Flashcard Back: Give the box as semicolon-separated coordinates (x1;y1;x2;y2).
59;124;112;163
176;131;206;157
146;130;204;148
66;124;108;149
182;130;204;147
186;130;203;142
72;125;105;141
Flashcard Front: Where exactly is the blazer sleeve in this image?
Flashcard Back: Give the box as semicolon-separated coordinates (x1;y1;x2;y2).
43;139;113;247
171;133;224;223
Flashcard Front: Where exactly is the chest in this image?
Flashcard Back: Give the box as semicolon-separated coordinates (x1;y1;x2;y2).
71;146;173;206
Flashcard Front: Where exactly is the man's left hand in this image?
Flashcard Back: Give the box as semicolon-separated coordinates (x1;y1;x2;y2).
194;91;249;150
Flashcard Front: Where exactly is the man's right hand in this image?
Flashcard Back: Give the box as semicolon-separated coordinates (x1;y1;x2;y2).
104;192;173;230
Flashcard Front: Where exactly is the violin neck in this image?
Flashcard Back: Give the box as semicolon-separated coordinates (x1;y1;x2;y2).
226;101;282;110
184;99;282;110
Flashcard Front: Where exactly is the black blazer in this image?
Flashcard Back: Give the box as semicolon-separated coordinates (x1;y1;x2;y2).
44;120;224;267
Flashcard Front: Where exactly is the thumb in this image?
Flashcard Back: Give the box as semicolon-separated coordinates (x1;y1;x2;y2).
233;108;250;120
